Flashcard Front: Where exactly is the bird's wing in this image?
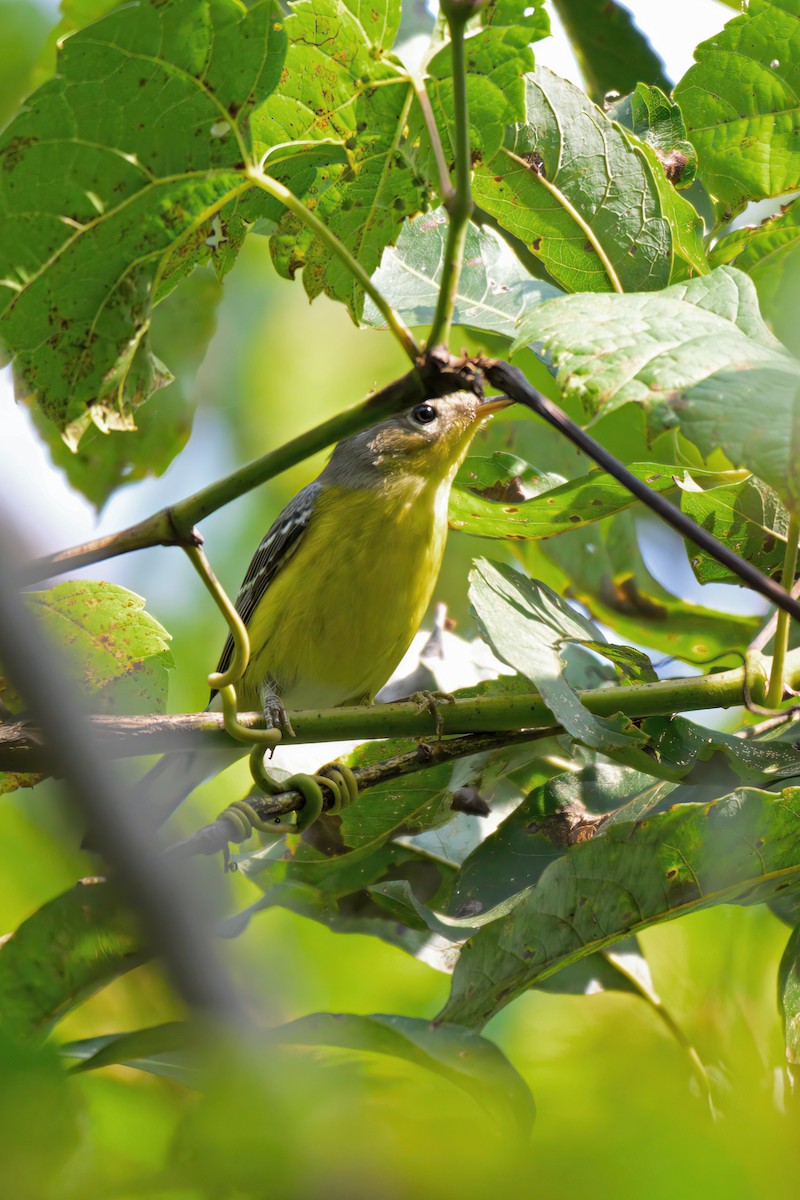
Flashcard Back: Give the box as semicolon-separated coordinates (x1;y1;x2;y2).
214;481;322;682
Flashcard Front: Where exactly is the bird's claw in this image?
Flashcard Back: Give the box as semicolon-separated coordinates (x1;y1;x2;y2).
408;689;455;739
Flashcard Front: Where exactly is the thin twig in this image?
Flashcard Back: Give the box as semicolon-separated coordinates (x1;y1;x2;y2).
411;76;455;206
483;361;800;627
163;728;558;861
426;3;474;348
766;516;800;706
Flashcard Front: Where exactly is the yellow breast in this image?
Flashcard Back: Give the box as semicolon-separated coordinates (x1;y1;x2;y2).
237;477;450;712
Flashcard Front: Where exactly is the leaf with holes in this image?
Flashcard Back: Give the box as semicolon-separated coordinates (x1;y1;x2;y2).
255;0;424;318
441;786;800;1028
0;0;285;445
674;0;800;219
449;461;743;541
608;84;697;188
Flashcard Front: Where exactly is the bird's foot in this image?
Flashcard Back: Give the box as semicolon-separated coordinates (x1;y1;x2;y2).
407;689;456;739
262;693;295;738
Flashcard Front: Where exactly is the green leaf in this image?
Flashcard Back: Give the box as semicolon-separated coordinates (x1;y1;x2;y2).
0;581;172;795
778;925;800;1064
513;265;800;513
469;558;652;766
365;211;562;338
473;67;706;294
61;1021;199;1082
442;785;800;1028
608;84;697;188
449;461;744;541
448;764;675;918
710;198;800;355
25;265;222;509
265;1012;536;1135
674;0;800;219
255;0;423;318
552;0;670;107
0;880;145;1041
638;714;800;790
513;264;790;412
423;1;546;164
679;474;789;584
578;642;659;686
0;0;284;445
24;581;173;716
520;510;760;664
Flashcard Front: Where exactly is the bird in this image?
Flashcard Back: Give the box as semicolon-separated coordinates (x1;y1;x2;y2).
139;390;511;825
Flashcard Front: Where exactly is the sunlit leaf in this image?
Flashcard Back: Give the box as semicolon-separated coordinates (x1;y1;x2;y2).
449;461;743;541
678;474;789;584
608;84;696;188
473;68;706;294
674;0;800;219
365;210;562;338
469;558;655;769
0;0;284;444
513;265;800;513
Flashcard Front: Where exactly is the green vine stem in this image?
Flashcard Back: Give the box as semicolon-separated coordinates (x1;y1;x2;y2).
766;515;800;708
426;0;475;348
3;649;796;773
248;167;420;363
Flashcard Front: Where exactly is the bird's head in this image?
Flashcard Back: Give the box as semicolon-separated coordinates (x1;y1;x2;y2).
326;392;513;488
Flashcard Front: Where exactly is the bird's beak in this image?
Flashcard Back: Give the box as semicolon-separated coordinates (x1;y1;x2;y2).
478;395;514;417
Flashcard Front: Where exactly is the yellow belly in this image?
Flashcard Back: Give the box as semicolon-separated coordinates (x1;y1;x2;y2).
237;480;449;712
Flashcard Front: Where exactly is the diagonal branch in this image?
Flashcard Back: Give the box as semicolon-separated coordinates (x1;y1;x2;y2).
16;350;482;586
484;361;800;627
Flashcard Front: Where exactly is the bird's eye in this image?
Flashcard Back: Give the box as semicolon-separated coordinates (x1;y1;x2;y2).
411;403;437;425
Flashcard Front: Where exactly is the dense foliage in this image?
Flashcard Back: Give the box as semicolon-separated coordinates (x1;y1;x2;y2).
1;0;800;1194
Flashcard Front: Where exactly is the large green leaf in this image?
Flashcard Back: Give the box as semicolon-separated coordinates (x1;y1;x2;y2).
422;1;547;165
552;0;670;106
449;460;744;541
674;0;800;219
513;265;800;513
473;67;706;295
442;786;800;1028
0;0;284;445
265;1012;536;1134
365;210;562;338
0;880;145;1041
